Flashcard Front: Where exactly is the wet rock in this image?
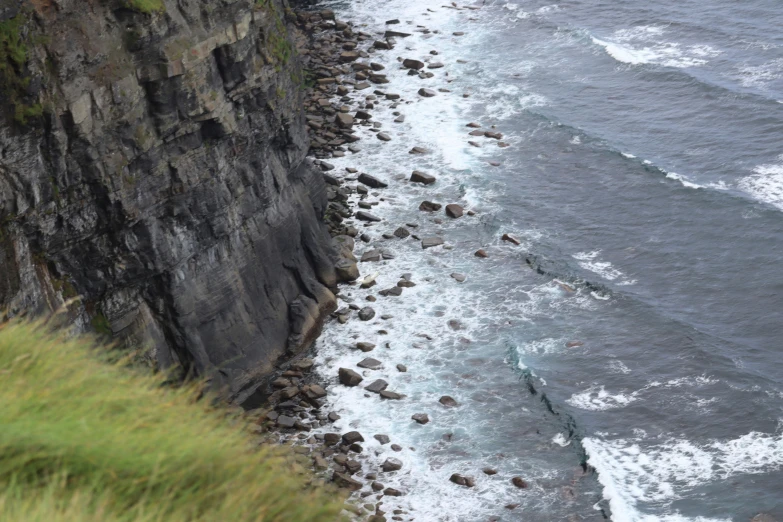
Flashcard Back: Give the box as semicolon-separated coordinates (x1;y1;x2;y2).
397;280;416;288
393;227;410;239
291;358;314;372
335;259;360;281
394;115;405;123
357;342;376;352
449;473;473;487
450;273;466;283
445;204;464;218
324;433;342;445
357;357;382;369
384;488;403;496
306;384;327;399
409;146;428;154
361;250;381;262
365;379;389;393
421;237;444;249
355;110;372;120
372;481;385;491
277;415;296;429
382;457;403;472
342;431;365;445
410;171;436;185
391;444;402;452
357;211;382;222
396;364;407;372
359;307;376;321
358;173;388;188
502;233;521;245
374;434;391;445
328;412;341;422
402;58;425;70
466;122;482;128
313;455;329;470
346;460;362;473
505;504;520;510
340;51;360;63
485;131;503;140
483;468;498;475
377;132;392;141
475;249;489;258
411;413;430;425
439;395;458;407
374;40;392;50
418;88;437;97
336;113;355;129
566;340;584;348
333;472;363;491
511;477;528;489
379;286;403;297
419;200;442;212
371;62;385;71
339;368;364;387
380;390;402;400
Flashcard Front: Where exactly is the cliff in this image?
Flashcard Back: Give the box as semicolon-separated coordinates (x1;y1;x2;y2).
0;0;338;402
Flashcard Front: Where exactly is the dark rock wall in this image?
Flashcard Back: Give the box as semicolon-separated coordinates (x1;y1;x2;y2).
0;0;337;401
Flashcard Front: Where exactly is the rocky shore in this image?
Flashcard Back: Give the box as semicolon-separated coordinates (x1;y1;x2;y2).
247;5;543;521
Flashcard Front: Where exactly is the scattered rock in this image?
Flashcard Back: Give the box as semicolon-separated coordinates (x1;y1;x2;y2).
365;379;389;393
411;413;430;425
421;237;444;249
357;211;382;222
393;227;410;238
374;434;391;445
359;307;376;321
391;444;402;452
384;487;403;497
483;468;498;475
339;368;364;387
450;273;466;283
396;364;407;372
439;395;458;407
380;390;402;400
357;357;382;369
335;259;360;281
418;88;437;97
357;342;376;352
566;341;584;348
419;200;442;212
402;58;425;70
449;473;473;487
475;249;488;258
511;477;528;489
502;233;521;245
277;415;296;429
410;171;436;185
377;132;392;141
445;204;464;218
343;431;365;445
333;472;363;491
382;458;403;472
358;173;388;188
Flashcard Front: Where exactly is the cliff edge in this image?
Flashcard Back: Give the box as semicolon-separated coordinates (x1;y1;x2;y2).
0;0;337;401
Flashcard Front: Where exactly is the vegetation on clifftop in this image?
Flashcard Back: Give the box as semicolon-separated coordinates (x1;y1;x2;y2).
0;320;344;521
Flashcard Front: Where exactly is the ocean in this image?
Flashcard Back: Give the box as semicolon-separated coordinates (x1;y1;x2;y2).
309;0;783;519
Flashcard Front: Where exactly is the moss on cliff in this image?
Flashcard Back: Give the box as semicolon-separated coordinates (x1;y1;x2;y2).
0;13;43;125
0;320;344;521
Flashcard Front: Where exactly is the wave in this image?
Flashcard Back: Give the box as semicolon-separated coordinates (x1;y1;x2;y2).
583;431;783;521
738;154;783;211
591;25;720;68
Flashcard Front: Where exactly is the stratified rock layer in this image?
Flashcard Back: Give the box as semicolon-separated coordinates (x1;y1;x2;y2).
0;0;337;402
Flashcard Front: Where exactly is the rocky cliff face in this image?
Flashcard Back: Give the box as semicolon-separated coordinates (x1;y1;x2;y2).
0;0;337;401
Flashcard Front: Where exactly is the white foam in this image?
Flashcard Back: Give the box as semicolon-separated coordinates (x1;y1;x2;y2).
738;155;783;210
566;385;637;411
592;26;719;68
573;250;636;285
570;135;582;145
736;58;783;89
621;152;637;159
665;171;702;189
552;433;571;446
583;431;783;521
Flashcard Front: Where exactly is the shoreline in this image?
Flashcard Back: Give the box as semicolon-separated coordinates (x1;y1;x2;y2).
252;4;601;521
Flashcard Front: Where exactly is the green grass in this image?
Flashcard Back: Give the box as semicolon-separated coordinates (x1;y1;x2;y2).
124;0;165;14
0;320;344;522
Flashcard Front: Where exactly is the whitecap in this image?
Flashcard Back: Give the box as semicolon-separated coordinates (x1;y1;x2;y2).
552;433;571;446
592;26;719;68
738;155;783;210
566;385;637;411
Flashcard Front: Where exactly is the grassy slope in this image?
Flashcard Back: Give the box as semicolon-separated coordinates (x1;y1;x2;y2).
0;320;344;521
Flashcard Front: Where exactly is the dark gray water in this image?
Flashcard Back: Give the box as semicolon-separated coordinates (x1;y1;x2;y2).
314;0;783;519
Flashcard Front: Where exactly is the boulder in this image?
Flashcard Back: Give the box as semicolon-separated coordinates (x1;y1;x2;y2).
359;307;376;321
402;58;425;70
333;472;363;491
342;431;365;444
439;395;458;407
336;113;354;129
450;273;466;283
357;342;376;352
511;477;528;489
324;433;342;445
379;286;403;297
449;473;474;487
410;171;436;185
358;173;388;188
357;211;381;222
335;259;359;281
482;468;498;475
502;233;521;245
365;379;389;393
445;204;464;218
384;487;403;497
421;237;444;249
355;110;372;120
276;415;296;428
377;132;392;141
339;367;364;387
418;88;437;97
357;357;382;369
374;434;391;445
419;200;442;212
339;51;360;63
393;227;410;238
381;458;403;472
396;364;407;372
411;413;430;425
380;390;402;400
475;249;488;258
